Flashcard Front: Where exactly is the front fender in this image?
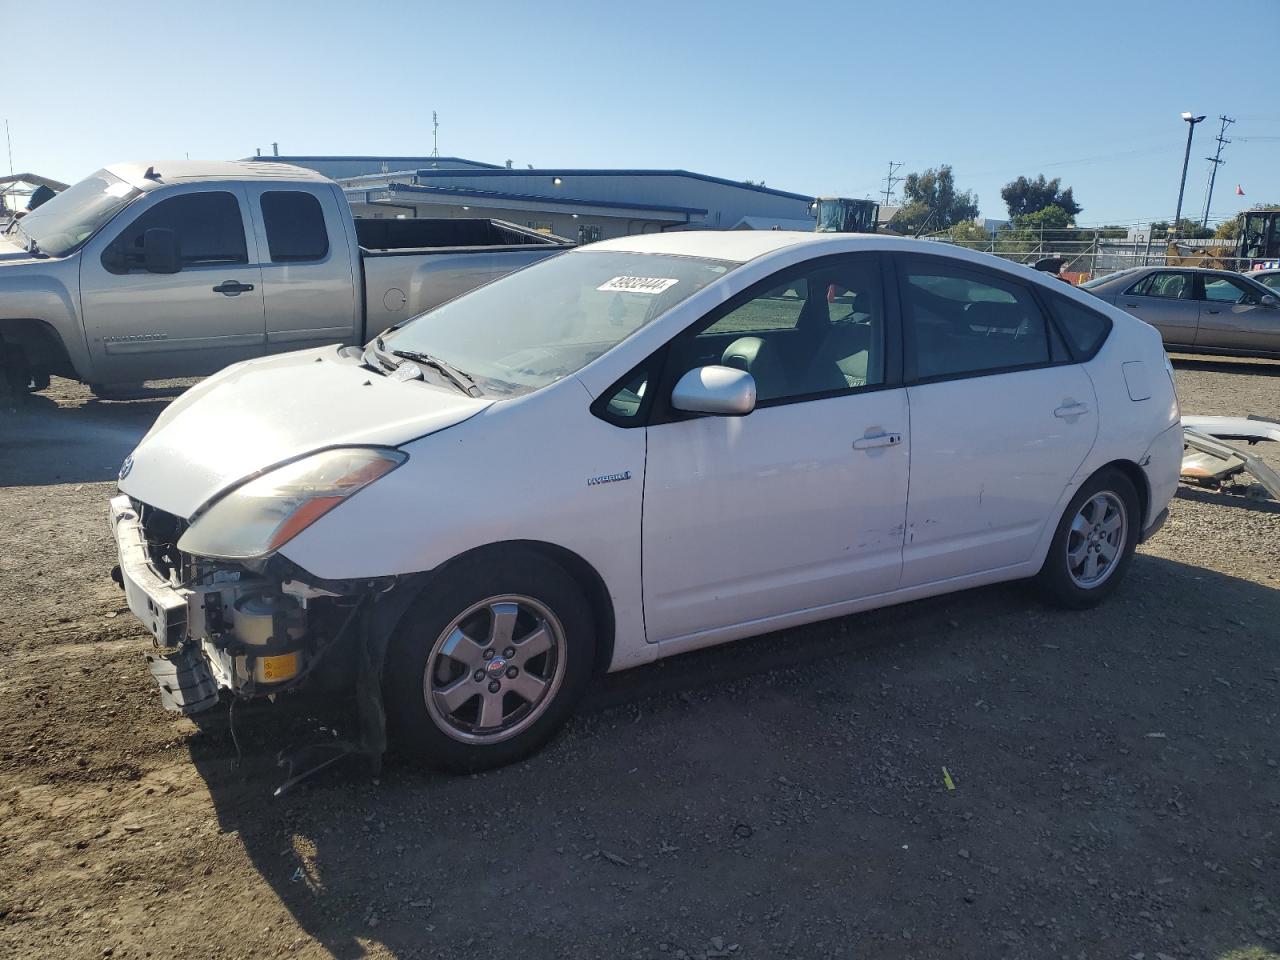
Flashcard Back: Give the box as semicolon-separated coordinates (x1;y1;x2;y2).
0;254;92;380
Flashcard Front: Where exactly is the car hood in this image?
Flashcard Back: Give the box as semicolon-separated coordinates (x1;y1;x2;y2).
118;346;492;518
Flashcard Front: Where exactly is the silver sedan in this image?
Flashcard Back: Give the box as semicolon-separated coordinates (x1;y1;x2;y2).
1082;266;1280;358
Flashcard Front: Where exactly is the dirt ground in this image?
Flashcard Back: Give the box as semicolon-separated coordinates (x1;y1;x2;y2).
1;358;1278;960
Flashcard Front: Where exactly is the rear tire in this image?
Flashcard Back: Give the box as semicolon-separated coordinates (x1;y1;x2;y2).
1036;468;1140;609
384;548;596;772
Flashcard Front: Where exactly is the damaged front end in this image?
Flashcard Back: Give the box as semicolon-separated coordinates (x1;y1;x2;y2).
109;494;378;715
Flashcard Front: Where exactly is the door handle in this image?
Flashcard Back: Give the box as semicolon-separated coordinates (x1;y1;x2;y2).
212;281;255;296
852;432;902;450
1206;308;1221;314
1122;302;1139;308
1054;402;1090;419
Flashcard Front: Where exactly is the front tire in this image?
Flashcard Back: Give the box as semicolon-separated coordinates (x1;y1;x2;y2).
1036;468;1141;609
384;549;596;772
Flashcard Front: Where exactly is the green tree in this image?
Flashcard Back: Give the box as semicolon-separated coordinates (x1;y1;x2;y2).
1013;204;1071;231
1001;175;1081;220
948;220;990;242
1150;218;1213;239
888;165;979;234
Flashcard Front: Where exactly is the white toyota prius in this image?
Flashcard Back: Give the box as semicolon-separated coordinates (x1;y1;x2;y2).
110;231;1182;771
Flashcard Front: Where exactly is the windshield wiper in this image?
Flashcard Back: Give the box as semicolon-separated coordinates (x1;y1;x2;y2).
391;349;483;398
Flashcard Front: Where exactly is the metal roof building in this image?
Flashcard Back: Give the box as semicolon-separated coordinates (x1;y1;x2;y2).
254;156;816;244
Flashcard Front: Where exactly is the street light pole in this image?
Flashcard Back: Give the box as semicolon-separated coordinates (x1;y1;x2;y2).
1173;112;1205;235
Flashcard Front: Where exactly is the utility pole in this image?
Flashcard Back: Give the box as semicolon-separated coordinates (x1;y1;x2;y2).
431;111;440;158
881;160;904;207
1173;112;1205;235
1200;115;1235;227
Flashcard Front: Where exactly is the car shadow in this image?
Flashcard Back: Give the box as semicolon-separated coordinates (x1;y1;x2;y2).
0;391;177;487
1169;354;1280;376
1176;484;1280;514
183;554;1280;959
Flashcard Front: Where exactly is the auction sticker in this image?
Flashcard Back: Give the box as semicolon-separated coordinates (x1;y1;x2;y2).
597;276;680;294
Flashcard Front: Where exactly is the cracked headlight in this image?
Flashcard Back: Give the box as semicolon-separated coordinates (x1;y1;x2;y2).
177;447;407;561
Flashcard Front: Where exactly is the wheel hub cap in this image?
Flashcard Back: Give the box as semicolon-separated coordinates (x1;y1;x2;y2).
422;595;567;746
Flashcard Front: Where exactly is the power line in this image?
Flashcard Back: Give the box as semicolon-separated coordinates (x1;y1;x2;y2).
1198;114;1228;227
881;160;904;206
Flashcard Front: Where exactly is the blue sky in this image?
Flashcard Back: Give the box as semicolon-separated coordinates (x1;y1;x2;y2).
4;0;1278;226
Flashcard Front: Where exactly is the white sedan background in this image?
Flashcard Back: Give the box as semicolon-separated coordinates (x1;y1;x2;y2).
111;231;1183;771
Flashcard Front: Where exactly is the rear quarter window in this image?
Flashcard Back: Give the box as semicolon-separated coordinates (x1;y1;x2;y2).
1046;293;1112;360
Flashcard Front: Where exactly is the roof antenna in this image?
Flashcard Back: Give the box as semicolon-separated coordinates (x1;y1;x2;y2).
431;111;440;158
143;165;161;181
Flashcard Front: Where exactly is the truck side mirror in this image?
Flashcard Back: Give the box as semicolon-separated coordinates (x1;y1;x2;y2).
143;228;181;274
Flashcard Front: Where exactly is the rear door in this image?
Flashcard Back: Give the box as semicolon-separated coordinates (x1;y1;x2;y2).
1194;272;1280;354
80;187;265;383
242;184;360;353
1115;270;1199;347
893;255;1098;587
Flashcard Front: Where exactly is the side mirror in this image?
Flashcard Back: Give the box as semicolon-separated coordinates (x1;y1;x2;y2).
671;365;756;417
1261;294;1278;309
142;227;181;274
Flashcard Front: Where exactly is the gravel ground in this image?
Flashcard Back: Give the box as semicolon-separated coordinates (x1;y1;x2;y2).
0;359;1277;960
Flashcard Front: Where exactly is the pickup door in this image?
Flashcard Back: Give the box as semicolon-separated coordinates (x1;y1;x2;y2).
80;186;267;383
241;183;361;354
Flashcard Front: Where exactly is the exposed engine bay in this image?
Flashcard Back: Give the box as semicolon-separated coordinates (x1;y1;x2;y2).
109;494;369;715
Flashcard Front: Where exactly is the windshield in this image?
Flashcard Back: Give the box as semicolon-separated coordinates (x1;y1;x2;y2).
382;249;736;396
16;169;142;257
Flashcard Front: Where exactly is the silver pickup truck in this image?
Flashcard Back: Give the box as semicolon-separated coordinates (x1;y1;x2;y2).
0;160;571;401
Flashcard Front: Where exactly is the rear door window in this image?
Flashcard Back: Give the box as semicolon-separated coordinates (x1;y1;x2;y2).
260;191;329;262
899;259;1050;381
1127;272;1191;300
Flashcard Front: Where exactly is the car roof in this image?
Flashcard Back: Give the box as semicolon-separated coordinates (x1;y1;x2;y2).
582;230;972;264
1134;265;1238;275
105;160;331;191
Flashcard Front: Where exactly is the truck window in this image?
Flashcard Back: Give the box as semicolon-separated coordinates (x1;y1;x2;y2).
260;191;329;262
112;191;248;268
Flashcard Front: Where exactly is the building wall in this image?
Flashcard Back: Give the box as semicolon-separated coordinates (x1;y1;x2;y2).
407;170;812;229
347;199;654;244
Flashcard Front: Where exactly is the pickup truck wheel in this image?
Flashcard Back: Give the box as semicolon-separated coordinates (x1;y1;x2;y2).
0;348;33;407
385;550;595;772
1036;468;1140;610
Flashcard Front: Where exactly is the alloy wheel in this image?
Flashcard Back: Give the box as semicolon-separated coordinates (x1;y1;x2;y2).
423;595;566;744
1066;491;1127;589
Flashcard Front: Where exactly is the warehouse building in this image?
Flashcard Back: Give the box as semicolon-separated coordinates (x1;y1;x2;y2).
255;155;817;243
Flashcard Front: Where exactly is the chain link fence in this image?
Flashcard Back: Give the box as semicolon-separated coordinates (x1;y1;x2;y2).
922;230;1274;281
